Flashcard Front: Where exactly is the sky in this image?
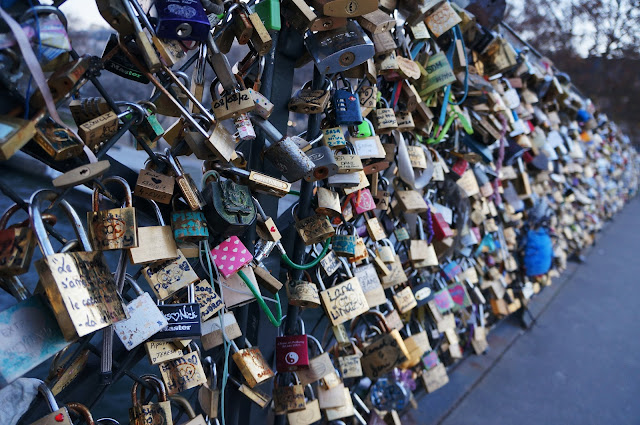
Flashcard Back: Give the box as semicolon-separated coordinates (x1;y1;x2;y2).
58;0;110;30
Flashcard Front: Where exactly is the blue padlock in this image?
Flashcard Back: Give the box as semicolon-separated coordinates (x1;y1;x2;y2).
333;77;363;126
155;0;211;42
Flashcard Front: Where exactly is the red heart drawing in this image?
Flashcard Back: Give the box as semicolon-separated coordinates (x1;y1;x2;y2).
55;413;65;422
449;284;465;306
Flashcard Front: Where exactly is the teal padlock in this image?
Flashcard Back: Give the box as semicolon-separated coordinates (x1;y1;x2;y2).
171;197;209;243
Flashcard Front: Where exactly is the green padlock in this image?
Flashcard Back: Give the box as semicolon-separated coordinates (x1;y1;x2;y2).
255;0;281;31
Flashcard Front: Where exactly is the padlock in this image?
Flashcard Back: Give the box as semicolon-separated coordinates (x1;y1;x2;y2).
166;149;206;210
32;117;85;161
395;188;428;214
286;270;321;308
276;318;310;372
232;337;275;388
354;311;409;378
287;385;322;425
0;203;39;276
134;161;176;205
364;214;386;241
251;115;316;182
207;162;292;198
0;277;69;387
295;212;335;245
31;190;127;340
210;236;254;278
311;0;377;17
101;34;149;83
336;339;363;378
335;141;364;174
69;97;111;125
231;6;255;45
86;176;138;251
333;77;363;126
29;56;91;109
354;254;386;307
296;334;335;386
371;30;396;56
154;283;202;340
289;80;331;114
171;197;209;244
201;171;256;239
372;97;398;134
432;211;454;240
211;80;255;121
0;115;40;161
273;373;307;414
197;357;220;418
320;258;369;325
322;126;347;149
352;188;376;214
115;0;162;73
305;20;374;74
310;14;348;31
328;170;362;188
193;279;224;321
159;343;207;395
391;284;417;314
316;187;342;218
143;250;200;301
381;254;408;288
28;382;72;425
424;0;462;38
129;375;173;425
305;145;339;182
129;200;178;265
113;276;168;350
421;362;449;393
155;0;210;41
77;109;121;152
227;375;272;408
183;118;237;162
332;224;358;257
376;238;396;263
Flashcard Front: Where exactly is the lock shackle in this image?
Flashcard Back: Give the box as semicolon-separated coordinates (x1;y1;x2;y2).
92;176;134;211
137;100;158;116
338;256;354;278
305;384;316;401
335;73;353;92
307;334;324;355
124;274;144;297
416;215;426;240
144;199;165;226
349;310;389;334
0;202;57;229
36;380;60;411
66;402;96;425
20;5;68;28
95;419;119;425
314;267;327;291
169;395;197;419
139;374;169;402
114;101;146;125
296;130;324;146
30;190;91;256
202;356;218;389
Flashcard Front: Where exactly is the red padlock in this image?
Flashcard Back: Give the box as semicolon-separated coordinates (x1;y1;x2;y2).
275;335;310;372
451;158;468;177
431;212;453;240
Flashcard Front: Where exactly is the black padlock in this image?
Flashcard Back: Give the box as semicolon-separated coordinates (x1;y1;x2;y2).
202;171;257;240
305;145;339;182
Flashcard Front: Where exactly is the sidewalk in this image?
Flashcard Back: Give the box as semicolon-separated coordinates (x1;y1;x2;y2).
404;197;640;425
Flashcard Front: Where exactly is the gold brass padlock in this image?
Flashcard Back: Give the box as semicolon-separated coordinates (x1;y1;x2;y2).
231;339;275;388
33;117;85;160
87;176;138;251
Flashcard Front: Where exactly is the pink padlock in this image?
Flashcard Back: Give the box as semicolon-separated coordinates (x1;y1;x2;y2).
351;188;376;214
210;236;254;278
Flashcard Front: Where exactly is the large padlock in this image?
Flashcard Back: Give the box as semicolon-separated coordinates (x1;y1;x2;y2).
87;176;138;251
31;190;127;340
354;312;409;379
296;334;335;386
316;187;342;218
354;255;386;308
295;213;335;245
372;97;398;134
287;385;322;425
155;0;210;41
202;171;256;239
336;340;363;378
113;277;168;350
305;145;339;182
134;161;176;205
198;357;220;419
334;141;363;174
305;20;374;74
129;375;173;425
129;200;179;265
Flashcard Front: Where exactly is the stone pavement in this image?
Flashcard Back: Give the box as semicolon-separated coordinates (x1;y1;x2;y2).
404;197;640;425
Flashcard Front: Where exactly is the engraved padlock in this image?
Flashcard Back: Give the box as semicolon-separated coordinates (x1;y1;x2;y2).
305;144;339;182
155;0;211;41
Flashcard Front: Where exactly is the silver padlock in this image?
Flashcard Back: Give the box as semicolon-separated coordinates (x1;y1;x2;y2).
305;144;339;182
304;20;374;74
